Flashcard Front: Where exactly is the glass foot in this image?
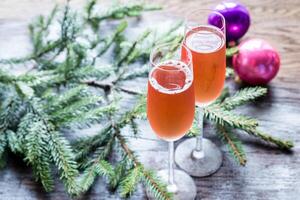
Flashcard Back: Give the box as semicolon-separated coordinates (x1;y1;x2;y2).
146;169;197;200
175;138;222;177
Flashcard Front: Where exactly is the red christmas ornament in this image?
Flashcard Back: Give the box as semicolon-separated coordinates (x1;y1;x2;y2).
233;38;280;85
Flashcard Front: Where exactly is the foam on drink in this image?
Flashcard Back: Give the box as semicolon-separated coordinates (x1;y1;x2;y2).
149;60;193;95
185;25;225;53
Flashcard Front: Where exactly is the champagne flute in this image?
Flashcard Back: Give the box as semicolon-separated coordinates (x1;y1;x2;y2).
146;43;196;199
175;9;226;177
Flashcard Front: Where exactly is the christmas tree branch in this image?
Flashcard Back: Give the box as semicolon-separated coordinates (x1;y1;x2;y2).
115;132;172;200
204;104;258;130
86;0;161;31
115;29;152;68
217;125;247;166
243;128;293;150
84;80;142;95
91;20;128;65
221;87;267;110
77;133;115;194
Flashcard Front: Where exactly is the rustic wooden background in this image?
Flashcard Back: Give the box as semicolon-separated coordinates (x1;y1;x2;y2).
0;0;300;199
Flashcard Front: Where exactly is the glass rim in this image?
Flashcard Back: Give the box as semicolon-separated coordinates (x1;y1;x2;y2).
184;8;225;31
149;42;192;72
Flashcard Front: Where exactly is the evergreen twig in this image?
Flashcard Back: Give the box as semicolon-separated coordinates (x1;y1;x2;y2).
243;128;294;150
221;87;267;110
217;125;247;166
204;104;258;130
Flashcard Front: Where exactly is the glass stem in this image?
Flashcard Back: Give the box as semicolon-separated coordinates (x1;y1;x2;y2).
192;106;205;159
167;141;178;193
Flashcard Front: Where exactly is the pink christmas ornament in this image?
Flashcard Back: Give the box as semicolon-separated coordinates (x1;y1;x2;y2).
233;38;280;85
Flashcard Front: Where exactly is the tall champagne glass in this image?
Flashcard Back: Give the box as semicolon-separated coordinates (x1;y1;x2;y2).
175;9;226;177
147;43;196;199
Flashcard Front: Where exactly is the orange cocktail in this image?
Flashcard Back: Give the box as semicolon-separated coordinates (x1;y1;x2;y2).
183;25;226;106
147;61;195;141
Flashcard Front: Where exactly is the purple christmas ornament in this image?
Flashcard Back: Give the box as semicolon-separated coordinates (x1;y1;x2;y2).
208;1;250;42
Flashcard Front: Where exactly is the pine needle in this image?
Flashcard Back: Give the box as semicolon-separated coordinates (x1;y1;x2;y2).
120;165;142;197
217;125;247;166
205;104;258;130
141;169;172;200
243;128;294;150
48;131;79;195
221;87;267;110
18;112;54;191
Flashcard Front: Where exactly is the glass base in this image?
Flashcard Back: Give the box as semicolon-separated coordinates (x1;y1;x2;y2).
175;138;222;177
146;169;197;200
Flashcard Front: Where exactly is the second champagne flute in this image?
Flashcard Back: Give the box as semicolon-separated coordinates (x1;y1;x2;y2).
175;9;226;177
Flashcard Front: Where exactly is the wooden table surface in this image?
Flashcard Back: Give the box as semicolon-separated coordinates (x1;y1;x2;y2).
0;0;300;200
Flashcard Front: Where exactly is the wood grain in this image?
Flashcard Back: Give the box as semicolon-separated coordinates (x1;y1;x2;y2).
0;0;300;199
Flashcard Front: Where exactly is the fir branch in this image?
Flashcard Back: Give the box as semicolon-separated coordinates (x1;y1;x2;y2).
88;2;161;23
120;165;142;197
49;95;103;120
119;64;148;81
115;29;152;67
85;80;142;95
29;5;59;56
14;82;35;99
213;87;230;105
221;87;267;110
127;21;184;63
48;131;79;195
70;66;112;81
0;97;23;131
129;118;139;136
115;132;171;200
20;99;80;194
141;169;172;200
78;159;115;194
204;104;258;130
52;102;116;128
75;95;168;198
0;69;16;84
155;21;183;45
73;124;113;164
85;0;97;20
44;85;88;111
18;112;54;191
217;125;247;166
243;128;294;150
116;87;142;95
91;21;128;65
86;1;161;31
6;129;22;153
77;133;115;194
